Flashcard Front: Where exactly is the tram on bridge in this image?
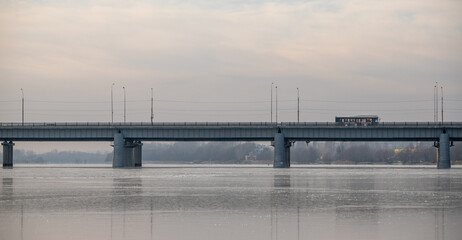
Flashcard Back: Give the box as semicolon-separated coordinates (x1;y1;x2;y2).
335;115;379;126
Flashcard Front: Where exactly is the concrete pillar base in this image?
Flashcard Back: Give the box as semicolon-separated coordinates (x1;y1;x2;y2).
133;141;142;167
112;131;143;168
2;141;14;168
273;133;291;168
124;140;143;167
112;132;125;168
437;133;451;169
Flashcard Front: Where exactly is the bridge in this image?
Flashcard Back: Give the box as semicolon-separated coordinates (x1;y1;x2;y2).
1;122;461;169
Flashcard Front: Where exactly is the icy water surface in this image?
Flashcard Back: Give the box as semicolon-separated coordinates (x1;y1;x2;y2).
1;165;461;240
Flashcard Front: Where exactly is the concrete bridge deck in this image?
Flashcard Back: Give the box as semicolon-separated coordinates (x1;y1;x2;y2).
1;122;461;141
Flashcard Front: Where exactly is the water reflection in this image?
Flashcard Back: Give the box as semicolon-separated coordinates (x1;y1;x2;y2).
150;199;154;240
111;177;144;240
333;175;379;239
435;206;446;240
434;176;450;240
1;177;13;199
20;204;24;240
112;177;143;197
0;167;461;240
1;177;24;240
270;174;305;240
273;174;291;188
271;174;292;240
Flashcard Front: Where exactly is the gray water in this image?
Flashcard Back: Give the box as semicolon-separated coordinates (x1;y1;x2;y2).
1;165;461;240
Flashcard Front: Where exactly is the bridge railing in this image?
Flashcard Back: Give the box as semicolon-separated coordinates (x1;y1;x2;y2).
1;122;462;127
0;122;278;127
279;122;462;127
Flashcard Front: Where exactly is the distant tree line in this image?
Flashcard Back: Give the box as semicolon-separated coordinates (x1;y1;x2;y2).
290;142;453;164
9;149;108;164
2;142;462;165
105;142;273;164
138;141;462;165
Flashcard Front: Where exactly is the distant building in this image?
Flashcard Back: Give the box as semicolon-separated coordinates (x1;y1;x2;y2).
394;149;417;154
245;154;256;161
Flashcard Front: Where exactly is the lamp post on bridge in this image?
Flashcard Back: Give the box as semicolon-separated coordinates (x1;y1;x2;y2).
21;88;24;125
434;83;436;122
151;88;154;125
275;85;278;124
297;87;300;123
123;86;126;123
441;86;444;123
111;83;115;125
271;82;274;123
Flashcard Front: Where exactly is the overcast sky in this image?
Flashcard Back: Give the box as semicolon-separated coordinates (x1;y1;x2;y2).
1;0;462;125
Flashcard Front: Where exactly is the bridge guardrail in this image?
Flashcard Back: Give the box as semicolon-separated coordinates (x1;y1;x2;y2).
0;122;277;127
279;122;461;127
1;122;462;127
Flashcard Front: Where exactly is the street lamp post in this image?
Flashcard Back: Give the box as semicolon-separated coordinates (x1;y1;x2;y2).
297;88;299;123
21;88;24;125
123;87;126;123
151;88;154;125
275;86;278;124
434;82;438;122
441;86;444;123
271;82;274;123
111;83;115;125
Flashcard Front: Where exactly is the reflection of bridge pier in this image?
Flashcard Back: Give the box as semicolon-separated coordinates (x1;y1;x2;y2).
435;206;446;240
2;177;25;240
270;174;293;240
334;176;379;238
2;177;13;196
111;177;143;239
434;175;450;240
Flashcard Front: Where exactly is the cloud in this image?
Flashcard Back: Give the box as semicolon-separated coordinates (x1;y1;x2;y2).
0;0;461;122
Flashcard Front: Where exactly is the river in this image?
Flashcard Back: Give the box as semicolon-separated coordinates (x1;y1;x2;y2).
1;165;461;240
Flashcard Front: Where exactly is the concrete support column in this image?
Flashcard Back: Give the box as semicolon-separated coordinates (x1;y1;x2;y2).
273;133;290;168
285;141;292;168
122;140;143;167
437;133;451;169
123;140;135;167
133;141;142;167
112;132;125;168
112;132;143;168
2;141;15;168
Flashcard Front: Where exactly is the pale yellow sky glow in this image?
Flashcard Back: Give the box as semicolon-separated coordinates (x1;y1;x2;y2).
1;0;461;124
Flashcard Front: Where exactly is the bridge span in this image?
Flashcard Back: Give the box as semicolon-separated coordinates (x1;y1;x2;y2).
1;122;461;168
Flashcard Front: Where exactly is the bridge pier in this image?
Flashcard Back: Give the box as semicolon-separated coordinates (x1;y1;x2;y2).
124;140;143;167
112;132;125;168
436;133;451;169
273;132;291;168
2;141;14;168
112;132;143;168
133;141;142;167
